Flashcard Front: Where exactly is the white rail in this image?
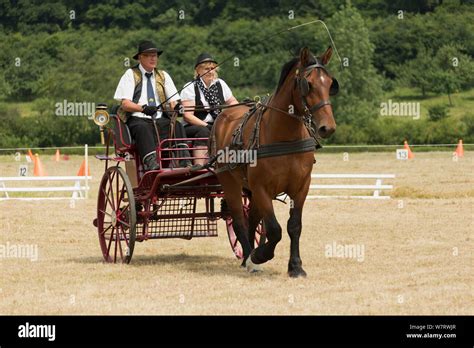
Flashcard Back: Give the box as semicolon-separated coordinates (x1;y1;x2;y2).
307;174;395;200
0;176;91;200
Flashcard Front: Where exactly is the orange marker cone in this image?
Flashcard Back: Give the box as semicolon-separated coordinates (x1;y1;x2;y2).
53;149;61;162
404;140;414;159
454;139;464;158
27;149;35;163
34;154;47;176
77;159;90;176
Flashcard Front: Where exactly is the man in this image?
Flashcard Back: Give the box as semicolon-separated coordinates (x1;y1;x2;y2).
114;40;189;170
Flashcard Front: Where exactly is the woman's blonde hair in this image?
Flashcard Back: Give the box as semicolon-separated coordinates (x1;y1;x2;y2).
194;62;219;79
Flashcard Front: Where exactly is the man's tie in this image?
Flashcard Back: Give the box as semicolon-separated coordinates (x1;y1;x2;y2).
145;72;158;118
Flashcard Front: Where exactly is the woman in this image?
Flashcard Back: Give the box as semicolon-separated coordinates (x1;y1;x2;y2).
181;53;238;165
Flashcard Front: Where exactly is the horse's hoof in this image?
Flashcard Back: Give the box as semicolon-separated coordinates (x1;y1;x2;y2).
246;256;263;273
288;268;307;278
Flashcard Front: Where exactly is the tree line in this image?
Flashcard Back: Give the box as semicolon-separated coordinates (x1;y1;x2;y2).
0;0;473;148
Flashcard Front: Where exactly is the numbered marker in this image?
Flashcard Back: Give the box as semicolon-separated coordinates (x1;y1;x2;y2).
397;200;404;209
343;152;349;161
14;152;21;161
452;153;458;162
25;155;32;163
396;149;408;160
179;294;185;304
18;165;28;177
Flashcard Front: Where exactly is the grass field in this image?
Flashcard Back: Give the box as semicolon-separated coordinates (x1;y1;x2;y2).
0;150;472;314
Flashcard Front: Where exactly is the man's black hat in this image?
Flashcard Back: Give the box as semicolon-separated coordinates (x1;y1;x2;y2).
195;53;218;68
133;40;163;60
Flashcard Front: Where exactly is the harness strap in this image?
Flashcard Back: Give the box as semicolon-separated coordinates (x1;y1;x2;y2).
257;138;316;158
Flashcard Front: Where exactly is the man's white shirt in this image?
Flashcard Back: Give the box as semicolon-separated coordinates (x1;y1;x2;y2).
114;64;180;119
180;78;233;124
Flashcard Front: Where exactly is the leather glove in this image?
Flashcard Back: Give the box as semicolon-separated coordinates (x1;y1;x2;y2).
142;105;158;116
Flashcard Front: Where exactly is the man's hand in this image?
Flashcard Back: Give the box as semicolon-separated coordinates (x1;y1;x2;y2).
142;105;158;116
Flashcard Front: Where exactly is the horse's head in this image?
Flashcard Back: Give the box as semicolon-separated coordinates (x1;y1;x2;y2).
294;47;337;139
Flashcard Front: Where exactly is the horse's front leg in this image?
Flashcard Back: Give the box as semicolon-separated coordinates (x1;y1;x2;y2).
287;194;308;278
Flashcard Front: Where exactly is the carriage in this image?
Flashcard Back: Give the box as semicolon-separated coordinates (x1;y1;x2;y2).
92;107;265;263
91;46;338;277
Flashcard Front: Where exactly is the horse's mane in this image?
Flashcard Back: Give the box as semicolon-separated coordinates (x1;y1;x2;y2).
276;53;317;93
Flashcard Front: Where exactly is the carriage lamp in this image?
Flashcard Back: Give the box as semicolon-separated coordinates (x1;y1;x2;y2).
93;104;110;145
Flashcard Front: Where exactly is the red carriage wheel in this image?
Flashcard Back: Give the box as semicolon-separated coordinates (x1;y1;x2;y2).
97;166;136;263
225;196;266;259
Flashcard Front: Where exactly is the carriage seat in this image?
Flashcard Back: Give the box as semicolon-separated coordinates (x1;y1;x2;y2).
110;114;135;154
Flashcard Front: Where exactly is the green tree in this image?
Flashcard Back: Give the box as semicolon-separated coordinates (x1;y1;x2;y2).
327;5;384;131
398;46;436;97
429;44;474;105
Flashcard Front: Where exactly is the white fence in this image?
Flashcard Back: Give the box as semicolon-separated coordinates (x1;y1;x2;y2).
0;176;92;200
307;174;396;200
0;144;90;201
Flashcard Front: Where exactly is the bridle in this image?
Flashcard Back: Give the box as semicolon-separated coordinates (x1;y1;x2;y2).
296;57;339;116
257;56;339;145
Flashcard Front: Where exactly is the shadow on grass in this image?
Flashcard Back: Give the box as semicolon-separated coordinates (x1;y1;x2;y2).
461;95;474;101
68;252;280;278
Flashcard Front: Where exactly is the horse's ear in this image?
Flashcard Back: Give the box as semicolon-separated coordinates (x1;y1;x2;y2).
319;46;333;65
299;47;311;67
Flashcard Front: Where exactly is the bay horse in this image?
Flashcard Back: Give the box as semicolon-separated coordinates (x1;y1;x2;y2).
212;47;337;277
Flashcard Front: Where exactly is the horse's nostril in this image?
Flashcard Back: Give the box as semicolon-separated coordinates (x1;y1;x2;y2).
318;125;335;138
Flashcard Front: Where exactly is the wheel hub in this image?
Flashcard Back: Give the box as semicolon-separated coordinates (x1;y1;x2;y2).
111;211;117;227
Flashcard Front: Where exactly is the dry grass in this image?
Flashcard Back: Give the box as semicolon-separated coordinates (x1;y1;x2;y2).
0;151;472;315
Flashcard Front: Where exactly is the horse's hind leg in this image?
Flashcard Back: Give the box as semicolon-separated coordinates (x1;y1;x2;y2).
286;195;307;278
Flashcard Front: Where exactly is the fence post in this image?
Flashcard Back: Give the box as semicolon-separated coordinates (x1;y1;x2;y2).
373;178;382;197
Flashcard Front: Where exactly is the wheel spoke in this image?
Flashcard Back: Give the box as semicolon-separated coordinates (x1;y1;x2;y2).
115;172;121;210
114;227;118;263
106;171;116;210
101;224;113;236
102;186;114;211
117;219;130;228
119;225;129;247
117;228;124;260
118;182;127;204
99;209;113;219
119;203;130;213
106;227;114;256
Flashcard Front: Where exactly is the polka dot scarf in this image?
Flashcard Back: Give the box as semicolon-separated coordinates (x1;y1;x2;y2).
196;78;221;119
